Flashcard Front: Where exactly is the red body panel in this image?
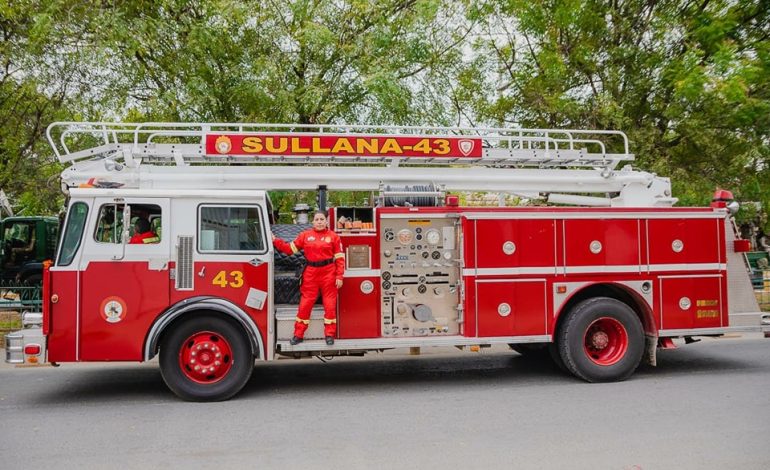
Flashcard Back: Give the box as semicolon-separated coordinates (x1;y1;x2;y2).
659;276;723;330
647;219;721;265
476;280;547;336
475;219;556;269
168;261;270;351
565;219;641;267
336;230;380;338
47;270;79;362
338;277;380;338
80;261;169;361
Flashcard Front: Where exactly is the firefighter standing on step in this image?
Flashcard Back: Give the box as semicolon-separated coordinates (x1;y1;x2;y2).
272;210;344;346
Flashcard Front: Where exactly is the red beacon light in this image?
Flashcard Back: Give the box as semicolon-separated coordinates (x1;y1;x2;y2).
711;189;739;214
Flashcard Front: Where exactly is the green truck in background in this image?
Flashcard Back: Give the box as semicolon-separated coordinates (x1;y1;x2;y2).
0;191;59;285
0;216;59;284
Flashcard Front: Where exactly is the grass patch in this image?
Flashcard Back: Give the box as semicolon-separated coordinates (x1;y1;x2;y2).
0;311;22;331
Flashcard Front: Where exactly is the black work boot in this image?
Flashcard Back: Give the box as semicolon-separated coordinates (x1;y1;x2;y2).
325;336;335;346
290;336;303;345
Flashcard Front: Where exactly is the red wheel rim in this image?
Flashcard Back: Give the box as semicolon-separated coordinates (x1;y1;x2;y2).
178;331;233;384
583;317;628;366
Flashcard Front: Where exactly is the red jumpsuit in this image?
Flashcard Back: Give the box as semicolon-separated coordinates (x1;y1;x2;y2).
274;228;345;338
129;231;159;244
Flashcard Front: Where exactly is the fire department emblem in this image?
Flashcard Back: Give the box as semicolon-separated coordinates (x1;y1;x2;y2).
458;139;475;156
100;296;127;324
214;135;232;154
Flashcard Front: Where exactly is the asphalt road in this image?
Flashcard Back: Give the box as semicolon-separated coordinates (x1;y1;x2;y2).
1;334;769;470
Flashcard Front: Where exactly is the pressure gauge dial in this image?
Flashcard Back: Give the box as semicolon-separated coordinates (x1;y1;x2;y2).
425;229;441;245
397;229;413;245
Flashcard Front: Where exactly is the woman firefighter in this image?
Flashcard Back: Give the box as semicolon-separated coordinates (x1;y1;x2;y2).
272;210;345;346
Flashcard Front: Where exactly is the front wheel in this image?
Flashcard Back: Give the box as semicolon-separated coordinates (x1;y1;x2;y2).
160;316;253;401
558;297;644;383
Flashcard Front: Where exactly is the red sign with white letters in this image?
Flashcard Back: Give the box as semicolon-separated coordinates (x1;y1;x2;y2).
205;134;483;158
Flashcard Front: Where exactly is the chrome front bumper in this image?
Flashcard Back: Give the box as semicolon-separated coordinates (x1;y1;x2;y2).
4;312;46;365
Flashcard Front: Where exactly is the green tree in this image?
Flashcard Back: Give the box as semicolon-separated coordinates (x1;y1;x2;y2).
463;0;770;220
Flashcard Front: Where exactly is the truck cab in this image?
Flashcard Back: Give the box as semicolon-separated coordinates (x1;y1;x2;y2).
0;216;59;284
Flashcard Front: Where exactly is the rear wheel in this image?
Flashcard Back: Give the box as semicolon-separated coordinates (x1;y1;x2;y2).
160;316;253;401
558;297;644;383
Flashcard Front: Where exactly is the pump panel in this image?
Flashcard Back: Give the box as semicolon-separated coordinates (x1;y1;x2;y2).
379;216;461;337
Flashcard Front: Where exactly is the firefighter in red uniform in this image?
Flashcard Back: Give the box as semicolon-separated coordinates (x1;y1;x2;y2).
272;211;344;346
129;217;160;244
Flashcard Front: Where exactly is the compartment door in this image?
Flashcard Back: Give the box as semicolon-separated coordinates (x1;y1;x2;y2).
660;275;724;330
476;279;547;337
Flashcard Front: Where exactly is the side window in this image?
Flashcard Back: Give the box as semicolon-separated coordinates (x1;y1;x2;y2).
199;206;265;253
94;203;162;245
94;204;122;243
5;222;31;245
58;202;89;266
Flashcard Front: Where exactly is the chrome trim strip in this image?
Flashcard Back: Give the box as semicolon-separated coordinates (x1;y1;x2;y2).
344;269;380;278
380;213;460;219
278;334;552;352
465;263;725;277
659;326;769;336
464;211;725;220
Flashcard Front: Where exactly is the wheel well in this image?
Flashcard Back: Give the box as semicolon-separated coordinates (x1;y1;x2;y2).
156;310;243;354
554;283;655;338
145;298;264;361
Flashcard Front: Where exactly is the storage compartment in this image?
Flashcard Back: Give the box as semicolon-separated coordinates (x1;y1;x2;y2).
660;275;724;330
333;207;375;232
476;279;547;337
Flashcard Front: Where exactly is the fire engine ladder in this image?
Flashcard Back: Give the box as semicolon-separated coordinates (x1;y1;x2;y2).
47;122;677;207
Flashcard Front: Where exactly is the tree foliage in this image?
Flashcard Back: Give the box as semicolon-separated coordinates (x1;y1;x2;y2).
462;0;770;223
1;0;769;224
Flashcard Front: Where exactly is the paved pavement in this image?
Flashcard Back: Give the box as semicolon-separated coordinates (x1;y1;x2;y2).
1;334;769;469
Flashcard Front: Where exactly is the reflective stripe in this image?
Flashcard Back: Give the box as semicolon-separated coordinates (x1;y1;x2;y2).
334;253;345;259
295;317;310;324
290;242;299;254
323;318;337;324
142;237;160;244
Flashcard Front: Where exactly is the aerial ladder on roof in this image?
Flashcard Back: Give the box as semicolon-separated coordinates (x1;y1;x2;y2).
46;122;677;207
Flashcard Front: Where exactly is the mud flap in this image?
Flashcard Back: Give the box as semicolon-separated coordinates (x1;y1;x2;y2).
643;334;657;366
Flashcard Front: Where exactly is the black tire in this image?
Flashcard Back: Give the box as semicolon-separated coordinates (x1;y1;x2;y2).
20;273;42;286
159;316;253;401
548;342;568;373
274;273;301;304
557;297;644;383
272;224;310;269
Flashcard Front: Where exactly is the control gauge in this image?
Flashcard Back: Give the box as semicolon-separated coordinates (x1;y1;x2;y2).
425;229;441;245
397;229;413;245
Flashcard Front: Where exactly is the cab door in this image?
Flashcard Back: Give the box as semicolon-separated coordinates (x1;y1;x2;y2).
171;204;272;353
79;197;171;361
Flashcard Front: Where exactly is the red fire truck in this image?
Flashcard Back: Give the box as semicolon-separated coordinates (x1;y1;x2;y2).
5;122;767;401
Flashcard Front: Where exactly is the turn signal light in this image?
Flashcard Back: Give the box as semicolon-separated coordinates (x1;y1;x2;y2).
556;285;567;294
24;344;41;356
